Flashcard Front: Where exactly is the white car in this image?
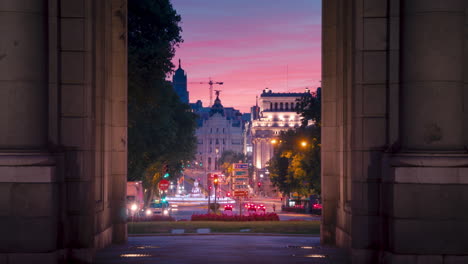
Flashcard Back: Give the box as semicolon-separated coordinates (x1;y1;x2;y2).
145;202;171;216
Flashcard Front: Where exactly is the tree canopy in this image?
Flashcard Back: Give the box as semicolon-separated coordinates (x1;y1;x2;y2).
128;0;197;202
218;150;245;175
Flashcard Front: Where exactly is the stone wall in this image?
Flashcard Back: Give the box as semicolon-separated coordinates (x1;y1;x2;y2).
0;0;127;263
322;0;468;263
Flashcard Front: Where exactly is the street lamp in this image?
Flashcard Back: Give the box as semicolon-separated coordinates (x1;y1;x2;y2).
300;141;308;148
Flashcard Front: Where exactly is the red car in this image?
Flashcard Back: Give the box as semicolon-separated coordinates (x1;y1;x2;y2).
247;203;256;213
311;199;322;214
224;204;233;211
257;204;266;212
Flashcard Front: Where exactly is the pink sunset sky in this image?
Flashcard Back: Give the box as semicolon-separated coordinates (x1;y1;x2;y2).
170;0;322;113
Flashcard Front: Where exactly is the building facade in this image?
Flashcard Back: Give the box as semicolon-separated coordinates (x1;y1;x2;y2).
172;59;189;104
251;88;309;174
195;94;244;172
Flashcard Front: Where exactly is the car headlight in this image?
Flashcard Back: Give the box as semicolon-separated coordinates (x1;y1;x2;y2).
163;209;169;215
131;204;138;211
145;209;152;215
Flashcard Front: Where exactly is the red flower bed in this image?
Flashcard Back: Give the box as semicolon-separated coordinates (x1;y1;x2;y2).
191;213;279;221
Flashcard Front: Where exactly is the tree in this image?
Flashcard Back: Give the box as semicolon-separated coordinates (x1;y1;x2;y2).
218;150;245;175
267;126;321;198
128;0;197;204
296;87;321;127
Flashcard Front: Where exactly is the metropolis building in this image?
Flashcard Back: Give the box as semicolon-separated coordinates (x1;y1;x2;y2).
195;93;244;172
251;88;310;176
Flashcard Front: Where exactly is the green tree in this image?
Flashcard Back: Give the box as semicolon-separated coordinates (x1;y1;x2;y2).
128;0;197;204
297;87;321;127
267;126;321;198
218;150;245;175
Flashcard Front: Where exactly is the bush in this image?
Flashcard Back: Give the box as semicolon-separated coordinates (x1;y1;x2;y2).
191;213;279;221
209;203;220;212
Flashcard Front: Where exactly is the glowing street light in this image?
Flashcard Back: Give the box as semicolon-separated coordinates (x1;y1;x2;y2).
300;141;308;147
271;139;278;144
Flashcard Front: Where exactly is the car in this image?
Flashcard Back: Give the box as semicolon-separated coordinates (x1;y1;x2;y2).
224;204;233;211
247;203;257;213
145;201;171;216
257;204;266;212
311;199;322;214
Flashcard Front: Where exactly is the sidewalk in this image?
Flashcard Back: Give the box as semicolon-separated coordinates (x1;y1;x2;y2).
94;235;350;264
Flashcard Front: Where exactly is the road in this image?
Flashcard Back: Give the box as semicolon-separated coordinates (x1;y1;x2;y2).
168;197;320;221
170;169;321;221
94;235;349;264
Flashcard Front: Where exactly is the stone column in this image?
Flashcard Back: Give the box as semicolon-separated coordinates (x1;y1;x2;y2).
401;0;465;151
0;1;60;262
383;1;468;262
0;0;48;148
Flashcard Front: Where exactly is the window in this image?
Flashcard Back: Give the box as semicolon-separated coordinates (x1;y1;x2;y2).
275;102;278;110
223;128;225;134
210;128;212;133
216;139;219;145
216;128;219;133
270;102;273;110
285;102;289;110
280;102;283;110
210;139;212;145
223;139;225;144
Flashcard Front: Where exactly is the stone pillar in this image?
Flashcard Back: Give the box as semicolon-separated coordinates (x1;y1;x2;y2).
400;0;465;151
110;0;128;245
383;1;468;262
0;0;47;148
0;1;60;263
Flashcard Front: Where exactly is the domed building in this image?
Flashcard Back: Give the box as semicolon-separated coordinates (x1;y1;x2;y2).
195;92;244;171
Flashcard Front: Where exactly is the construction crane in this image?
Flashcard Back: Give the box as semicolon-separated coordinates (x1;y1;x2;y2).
189;78;224;106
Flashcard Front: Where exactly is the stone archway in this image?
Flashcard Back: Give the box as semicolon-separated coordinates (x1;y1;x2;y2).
0;0;128;263
322;0;468;263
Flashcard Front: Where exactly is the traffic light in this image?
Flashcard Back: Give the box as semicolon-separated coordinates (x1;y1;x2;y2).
213;174;219;186
257;182;262;187
227;192;231;197
161;193;167;203
163;164;170;178
199;162;203;167
209;185;212;190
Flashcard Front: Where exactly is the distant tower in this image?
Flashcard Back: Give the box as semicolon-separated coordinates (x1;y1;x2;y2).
172;59;189;104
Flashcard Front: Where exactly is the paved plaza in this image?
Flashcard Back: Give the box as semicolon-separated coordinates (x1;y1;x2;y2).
94;235;349;264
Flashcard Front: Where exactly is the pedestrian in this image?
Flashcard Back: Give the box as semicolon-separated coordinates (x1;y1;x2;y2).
272;204;276;212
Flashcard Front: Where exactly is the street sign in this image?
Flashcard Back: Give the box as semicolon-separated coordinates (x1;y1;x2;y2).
233;177;249;183
234;170;247;176
233;163;248;170
158;179;170;191
233;190;248;197
232;163;249;197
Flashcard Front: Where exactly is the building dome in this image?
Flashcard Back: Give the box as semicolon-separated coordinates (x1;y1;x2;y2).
209;94;224;116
